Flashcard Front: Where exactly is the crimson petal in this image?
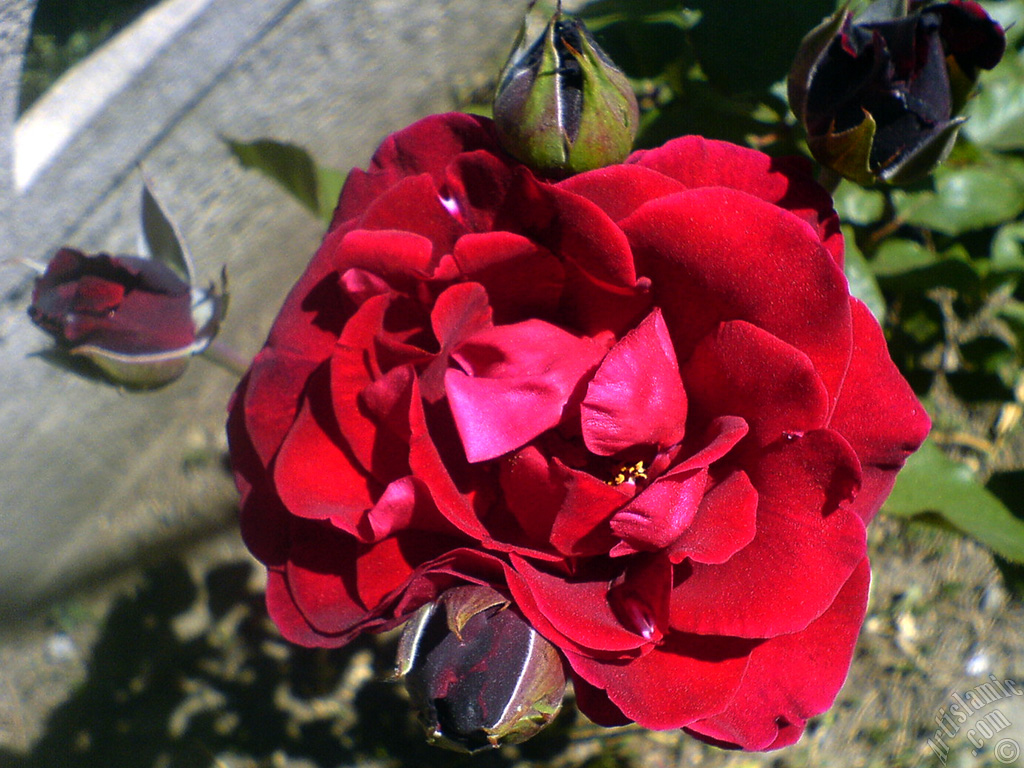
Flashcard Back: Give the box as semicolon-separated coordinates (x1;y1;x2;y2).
669;470;758;565
683;320;831;446
670;430;866;638
564;633;757;730
686;559;870;750
829;299;931;522
581;308;688;456
446;320;605;462
622;187;852;410
628;135;843;266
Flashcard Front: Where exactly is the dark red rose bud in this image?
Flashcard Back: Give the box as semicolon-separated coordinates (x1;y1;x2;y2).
28;247;225;388
789;0;1005;185
394;586;566;753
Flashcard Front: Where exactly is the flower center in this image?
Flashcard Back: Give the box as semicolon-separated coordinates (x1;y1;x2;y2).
606;460;648;487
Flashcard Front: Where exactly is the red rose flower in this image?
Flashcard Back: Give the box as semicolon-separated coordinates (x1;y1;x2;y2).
227;112;930;749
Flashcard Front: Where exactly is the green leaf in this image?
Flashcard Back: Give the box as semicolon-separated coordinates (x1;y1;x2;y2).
842;225;886;321
833;180;886;225
316;167;346;226
991;222;1024;274
891;163;1024;236
884;440;1024;564
139;176;194;283
964;53;1024;151
226;137;320;215
870;238;935;277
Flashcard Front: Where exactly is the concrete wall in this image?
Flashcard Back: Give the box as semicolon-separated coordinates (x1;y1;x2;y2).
0;0;524;615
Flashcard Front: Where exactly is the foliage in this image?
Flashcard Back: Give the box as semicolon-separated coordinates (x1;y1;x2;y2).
19;0;160;114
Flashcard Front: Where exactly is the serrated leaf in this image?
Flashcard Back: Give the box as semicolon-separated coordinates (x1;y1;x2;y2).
884;440;1024;564
227;137;320;215
139;176;194;284
891;163;1024;235
842;225;886;321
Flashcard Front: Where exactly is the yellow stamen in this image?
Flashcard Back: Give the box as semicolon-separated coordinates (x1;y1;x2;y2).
606;460;648;486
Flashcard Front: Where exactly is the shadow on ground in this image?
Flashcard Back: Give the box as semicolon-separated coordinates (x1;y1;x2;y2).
0;559;577;768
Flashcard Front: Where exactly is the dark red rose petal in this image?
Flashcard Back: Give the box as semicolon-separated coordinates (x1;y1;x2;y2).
609;468;707;555
242;347;322;469
627;136;843;265
682;320;831;446
446;320;605;462
274;369;378;535
332;112;502;226
419;282;494;402
670;430;865;638
668;469;758;565
448;231;565;324
622;186;852;410
564;633;758;730
581;308;688;456
685;559;870;750
556;164;687;223
547;459;627;557
506;555;652;653
829;299;931;522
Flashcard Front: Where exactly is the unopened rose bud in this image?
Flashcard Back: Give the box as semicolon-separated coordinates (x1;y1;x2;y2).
493;2;639;177
788;0;1004;185
27;248;226;388
394;585;566;753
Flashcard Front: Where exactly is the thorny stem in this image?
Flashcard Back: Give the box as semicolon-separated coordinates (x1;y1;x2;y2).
200;339;250;378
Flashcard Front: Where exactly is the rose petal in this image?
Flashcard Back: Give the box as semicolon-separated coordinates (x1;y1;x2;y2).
622;187;852;409
686;559;870;750
581;308;688;456
355;175;465;260
557;164;688;222
408;378;493;542
564;633;757;730
548;460;626;557
569;673;631;726
609;468;707;555
683;320;831;446
239;347;321;469
669;470;758;565
446;320;605;462
830;299;931;522
419;282;493;402
506;555;651;653
670;430;865;638
274;365;377;534
628;136;843;266
332;113;501;226
450;231;565;324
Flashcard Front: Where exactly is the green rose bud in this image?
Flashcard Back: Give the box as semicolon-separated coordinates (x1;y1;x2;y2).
393;585;566;753
493;1;639;178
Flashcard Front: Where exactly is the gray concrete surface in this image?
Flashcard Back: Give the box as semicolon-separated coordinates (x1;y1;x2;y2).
0;0;526;617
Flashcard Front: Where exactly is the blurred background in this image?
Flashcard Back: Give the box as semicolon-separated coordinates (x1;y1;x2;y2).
0;1;1023;766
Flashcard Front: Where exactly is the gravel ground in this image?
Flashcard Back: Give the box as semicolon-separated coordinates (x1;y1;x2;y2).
0;503;1021;768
